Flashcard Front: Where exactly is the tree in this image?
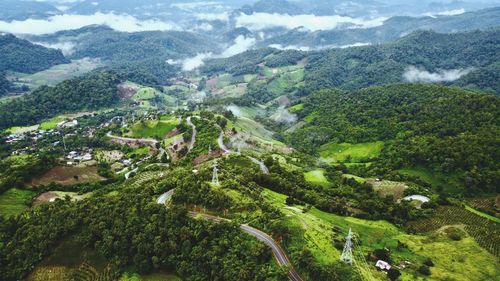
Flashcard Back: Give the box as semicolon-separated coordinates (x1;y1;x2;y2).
387;268;401;280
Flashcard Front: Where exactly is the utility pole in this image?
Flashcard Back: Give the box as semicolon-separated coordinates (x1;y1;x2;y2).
212;160;219;186
208;145;212;154
340;228;354;264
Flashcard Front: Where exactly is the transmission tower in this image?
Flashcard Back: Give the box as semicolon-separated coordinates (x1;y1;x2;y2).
340;228;354;264
212;161;219;185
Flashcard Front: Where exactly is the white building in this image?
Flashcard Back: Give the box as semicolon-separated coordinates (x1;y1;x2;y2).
376;260;391;271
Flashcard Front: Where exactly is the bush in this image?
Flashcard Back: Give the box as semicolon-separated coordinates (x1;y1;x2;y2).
418;265;431;275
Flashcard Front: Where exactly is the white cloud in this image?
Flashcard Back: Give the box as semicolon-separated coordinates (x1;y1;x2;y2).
171;2;222;11
168;35;256;72
236;12;387;32
0;12;181;35
424;9;466;18
269;44;311;51
271;107;297;124
194;12;229;22
220;35;256;58
269;42;370;52
403;66;474;83
34;41;76;55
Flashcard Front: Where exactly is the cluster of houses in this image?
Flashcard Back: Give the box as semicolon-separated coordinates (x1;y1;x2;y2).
65;149;93;165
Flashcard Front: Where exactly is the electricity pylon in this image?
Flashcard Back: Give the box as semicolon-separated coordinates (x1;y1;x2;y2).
340;228;354;264
212;161;219;186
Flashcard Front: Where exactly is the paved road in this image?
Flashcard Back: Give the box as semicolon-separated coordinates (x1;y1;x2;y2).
186;116;199;152
107;132;159;148
125;167;138;179
157;189;175;205
240;224;303;281
248;157;270;174
157;191;303;281
217;125;231;154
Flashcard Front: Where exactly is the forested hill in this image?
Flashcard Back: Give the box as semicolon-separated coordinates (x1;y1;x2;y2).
0;74;10;96
0;34;69;73
287;84;499;192
262;7;500;48
0;71;120;130
30;27;217;86
304;28;500;93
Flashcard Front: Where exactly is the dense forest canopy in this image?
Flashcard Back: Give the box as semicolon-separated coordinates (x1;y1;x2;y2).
287;84;500;192
304;29;500;93
0;70;121;130
0;34;68;73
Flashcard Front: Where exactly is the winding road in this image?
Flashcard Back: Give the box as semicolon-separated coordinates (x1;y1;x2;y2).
106;131;159;148
216;125;231;154
157;190;303;281
186;116;199;152
248;157;270;174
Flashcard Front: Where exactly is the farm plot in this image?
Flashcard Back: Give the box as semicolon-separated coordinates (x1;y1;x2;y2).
406;206;500;257
319;141;384;164
0;188;36;217
28;166;105;187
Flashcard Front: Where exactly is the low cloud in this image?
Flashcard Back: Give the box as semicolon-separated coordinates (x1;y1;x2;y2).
35;41;76;56
269;42;370;52
220;35;256;57
424;9;466;18
194;12;229;22
168;35;256;71
271;107;297;124
0;12;181;35
236;13;387;32
403;66;474;83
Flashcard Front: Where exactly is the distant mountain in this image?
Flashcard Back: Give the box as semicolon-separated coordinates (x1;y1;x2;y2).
240;0;304;15
0;0;60;21
262;7;500;49
0;34;68;73
304;29;500;93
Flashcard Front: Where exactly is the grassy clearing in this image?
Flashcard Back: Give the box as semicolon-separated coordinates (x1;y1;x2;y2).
6;124;39;134
319;141;384;163
29;166;105;187
0;188;35;217
398;166;462;194
464;205;500;224
128;146;150;158
367;179;409;200
14;58;102;88
261;188;499;280
233;117;284;146
40;116;65;130
304;169;332;188
127;116;180;139
134;87;157;100
342;174;366;183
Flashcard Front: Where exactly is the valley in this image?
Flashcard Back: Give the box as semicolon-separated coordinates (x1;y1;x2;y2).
0;1;499;281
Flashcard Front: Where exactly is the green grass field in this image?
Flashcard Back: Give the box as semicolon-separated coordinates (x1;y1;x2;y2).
304;169;332;188
0;188;36;217
40;116;66;130
319;141;384;163
464;205;500;224
13;58;102;88
127;116;180;139
261;188;499;281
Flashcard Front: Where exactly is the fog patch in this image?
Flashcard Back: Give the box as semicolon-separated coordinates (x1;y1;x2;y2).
269;44;311;51
236;12;387;32
424;9;465;18
226;105;243;117
403;66;474;83
271;107;297;124
171;35;256;71
194;12;229;22
35;41;76;56
0;12;181;35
